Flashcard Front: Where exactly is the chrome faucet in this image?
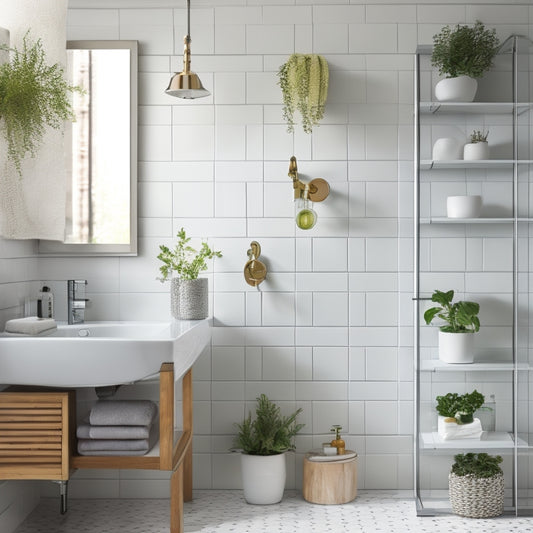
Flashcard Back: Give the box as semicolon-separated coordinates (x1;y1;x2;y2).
67;280;89;324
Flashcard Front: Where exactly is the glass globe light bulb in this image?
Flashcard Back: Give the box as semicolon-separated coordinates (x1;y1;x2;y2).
295;197;317;230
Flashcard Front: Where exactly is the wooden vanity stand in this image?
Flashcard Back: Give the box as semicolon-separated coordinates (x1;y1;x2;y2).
71;362;193;533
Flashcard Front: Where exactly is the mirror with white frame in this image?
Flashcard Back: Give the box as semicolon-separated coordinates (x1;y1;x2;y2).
39;40;138;256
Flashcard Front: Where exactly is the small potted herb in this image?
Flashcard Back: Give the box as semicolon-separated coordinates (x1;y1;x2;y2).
436;390;486;439
424;289;480;363
464;130;489;160
431;21;499;102
449;453;504;518
234;394;303;505
157;228;221;320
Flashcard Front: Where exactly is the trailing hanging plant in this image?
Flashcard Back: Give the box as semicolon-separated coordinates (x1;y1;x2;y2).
277;53;329;134
0;31;82;175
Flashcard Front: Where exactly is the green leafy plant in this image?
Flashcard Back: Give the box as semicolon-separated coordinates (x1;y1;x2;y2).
0;31;82;174
424;289;480;333
277;53;329;134
234;394;304;456
436;390;485;420
451;452;503;479
431;21;500;79
470;129;489;143
157;228;222;281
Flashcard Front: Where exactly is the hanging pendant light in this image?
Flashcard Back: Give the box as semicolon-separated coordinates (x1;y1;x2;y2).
165;0;210;99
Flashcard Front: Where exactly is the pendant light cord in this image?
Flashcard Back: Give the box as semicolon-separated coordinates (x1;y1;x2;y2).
186;0;191;39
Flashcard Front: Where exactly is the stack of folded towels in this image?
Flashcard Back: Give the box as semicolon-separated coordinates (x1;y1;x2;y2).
77;400;158;456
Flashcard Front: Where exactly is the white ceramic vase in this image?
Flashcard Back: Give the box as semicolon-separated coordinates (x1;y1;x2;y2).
447;195;482;218
464;142;489;160
438;330;474;364
435;76;478;102
241;453;286;505
432;138;463;160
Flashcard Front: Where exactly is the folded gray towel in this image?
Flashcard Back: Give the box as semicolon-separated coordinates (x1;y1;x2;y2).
77;422;151;440
77;423;158;456
89;400;158;427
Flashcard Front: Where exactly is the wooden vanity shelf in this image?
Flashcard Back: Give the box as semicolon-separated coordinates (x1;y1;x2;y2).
0;390;75;481
71;363;193;533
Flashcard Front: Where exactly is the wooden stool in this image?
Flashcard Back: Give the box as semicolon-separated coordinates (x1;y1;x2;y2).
302;452;357;505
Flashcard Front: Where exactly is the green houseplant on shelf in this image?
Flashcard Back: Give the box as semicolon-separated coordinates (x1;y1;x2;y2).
277;53;329;134
157;228;221;320
449;453;504;518
431;21;499;102
424;289;480;364
234;394;304;504
0;31;82;175
436;390;488;440
464;129;490;160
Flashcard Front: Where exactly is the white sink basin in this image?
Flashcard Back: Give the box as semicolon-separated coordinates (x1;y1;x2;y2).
0;319;211;388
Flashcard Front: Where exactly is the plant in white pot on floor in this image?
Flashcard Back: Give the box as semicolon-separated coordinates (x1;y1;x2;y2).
234;394;304;505
464;130;490;160
424;289;480;364
157;228;221;320
431;21;499;102
449;452;504;518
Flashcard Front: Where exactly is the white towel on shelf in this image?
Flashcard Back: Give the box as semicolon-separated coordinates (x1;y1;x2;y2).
77;421;151;440
89;400;158;427
4;317;57;335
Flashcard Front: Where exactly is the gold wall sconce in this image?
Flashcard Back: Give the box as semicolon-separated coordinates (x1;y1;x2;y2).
288;156;330;230
244;241;267;287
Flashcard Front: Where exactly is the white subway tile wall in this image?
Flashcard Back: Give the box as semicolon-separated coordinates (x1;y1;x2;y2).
0;5;530;527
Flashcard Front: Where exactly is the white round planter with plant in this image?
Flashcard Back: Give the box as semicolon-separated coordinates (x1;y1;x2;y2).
157;228;222;320
424;289;480;364
464;130;490;160
449;453;504;518
431;21;499;102
234;394;304;505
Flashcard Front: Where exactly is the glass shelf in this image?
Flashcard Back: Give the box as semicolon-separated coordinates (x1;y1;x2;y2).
420;360;517;372
421;431;521;450
420;160;525;170
421;217;518;224
420;102;516;115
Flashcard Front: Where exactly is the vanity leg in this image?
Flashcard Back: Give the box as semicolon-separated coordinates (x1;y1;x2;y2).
170;462;184;533
182;369;193;502
56;480;68;515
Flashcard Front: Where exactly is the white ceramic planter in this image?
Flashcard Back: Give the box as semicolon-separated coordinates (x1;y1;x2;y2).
435;76;478;102
176;278;208;320
464;141;489;160
432;138;463;160
438;330;474;364
447;195;482;219
241;453;286;505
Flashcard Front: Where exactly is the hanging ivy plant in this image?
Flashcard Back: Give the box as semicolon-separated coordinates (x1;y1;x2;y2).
277;53;329;134
0;31;82;175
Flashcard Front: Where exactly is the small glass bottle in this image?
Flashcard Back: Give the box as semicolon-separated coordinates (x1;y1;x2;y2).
295;185;317;230
37;286;54;319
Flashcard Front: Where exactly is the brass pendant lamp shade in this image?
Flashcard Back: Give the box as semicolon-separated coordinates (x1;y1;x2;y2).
165;0;210;99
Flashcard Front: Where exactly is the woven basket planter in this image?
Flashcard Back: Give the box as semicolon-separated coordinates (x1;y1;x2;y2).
449;472;504;518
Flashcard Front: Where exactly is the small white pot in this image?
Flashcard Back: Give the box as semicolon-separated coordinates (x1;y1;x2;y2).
447;195;482;219
439;330;474;364
464;142;489;160
432;138;463;160
435;76;478;102
241;453;286;505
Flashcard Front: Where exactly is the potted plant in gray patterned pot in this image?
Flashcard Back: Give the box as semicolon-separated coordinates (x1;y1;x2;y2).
157;228;221;320
449;452;504;518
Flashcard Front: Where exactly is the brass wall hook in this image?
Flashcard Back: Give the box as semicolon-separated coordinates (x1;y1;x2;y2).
288;156;330;202
244;241;267;287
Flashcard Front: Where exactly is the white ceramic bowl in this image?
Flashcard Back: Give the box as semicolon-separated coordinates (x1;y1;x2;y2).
446;195;482;218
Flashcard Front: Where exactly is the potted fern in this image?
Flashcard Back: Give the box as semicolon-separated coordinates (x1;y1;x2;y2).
449;453;504;518
464;130;489;160
431;21;499;102
234;394;304;504
277;53;329;134
424;289;480;363
157;228;221;320
436;390;486;440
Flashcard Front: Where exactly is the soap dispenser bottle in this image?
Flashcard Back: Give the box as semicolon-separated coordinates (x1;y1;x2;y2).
37;286;54;319
330;424;345;455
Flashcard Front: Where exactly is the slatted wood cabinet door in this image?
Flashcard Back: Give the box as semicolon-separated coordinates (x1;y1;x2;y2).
0;391;75;480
